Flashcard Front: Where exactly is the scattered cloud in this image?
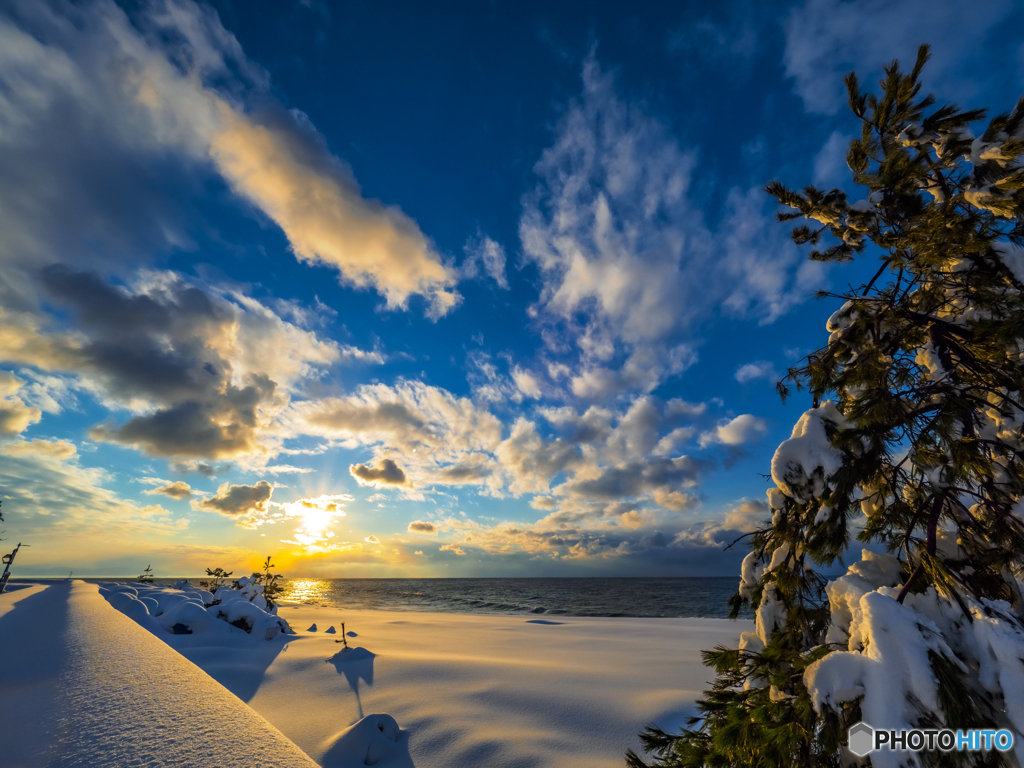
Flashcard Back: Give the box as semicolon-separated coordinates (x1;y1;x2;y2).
722;499;769;533
144;481;193;500
408;520;438;534
170;460;230;478
0;371;42;435
462;232;509;289
3;268;341;463
511;366;543;399
718;187;828;325
700;414;768;447
735;360;778;383
520;55;830;398
263;464;315;475
783;0;1014;114
439;543;467;556
193;480;273;517
0;437;186;550
520;56;706;396
0;437;77;460
349;458;410;488
209;108;460;317
812;131;854;188
0;0;458;316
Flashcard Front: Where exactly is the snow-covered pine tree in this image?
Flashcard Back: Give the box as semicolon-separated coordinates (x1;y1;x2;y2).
628;46;1024;768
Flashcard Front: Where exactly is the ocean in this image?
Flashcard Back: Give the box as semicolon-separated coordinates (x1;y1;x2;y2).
275;577;750;619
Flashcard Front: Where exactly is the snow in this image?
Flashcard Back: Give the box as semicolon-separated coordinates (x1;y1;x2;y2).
0;581;319;768
770;401;848;503
323;713;407;768
1;580;750;768
97;579;291;640
806;550;1024;768
826;300;856;340
739;550;764;599
994;241;1024;285
805;590;963;768
754;581;787;646
172;602;749;768
915;341;946;382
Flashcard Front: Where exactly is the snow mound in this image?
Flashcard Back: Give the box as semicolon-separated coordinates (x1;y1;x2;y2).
770;401;848;503
805;550;1024;768
98;580;289;640
321;713;405;768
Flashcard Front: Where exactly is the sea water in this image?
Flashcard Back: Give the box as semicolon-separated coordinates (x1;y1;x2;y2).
77;576;751;618
276;577;749;618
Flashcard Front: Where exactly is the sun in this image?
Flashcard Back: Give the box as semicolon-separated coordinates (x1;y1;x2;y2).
275;494;351;552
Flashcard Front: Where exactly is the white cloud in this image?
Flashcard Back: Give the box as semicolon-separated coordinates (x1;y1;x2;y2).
511;366;543;399
0;371;42;435
0;0;458;316
520;55;829;396
263;464;315;475
783;0;1013;114
462;233;509;289
812;130;854;188
520;56;707;396
700;414;767;448
0;437;186;547
735;360;778;383
722;499;769;533
0;437;77;460
209;108;459;316
718;186;828;325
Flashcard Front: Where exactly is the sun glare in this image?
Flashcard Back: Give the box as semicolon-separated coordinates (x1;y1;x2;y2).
276;494;351;553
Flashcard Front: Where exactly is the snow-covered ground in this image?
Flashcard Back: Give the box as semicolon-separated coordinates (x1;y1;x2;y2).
0;580;750;768
0;580;320;768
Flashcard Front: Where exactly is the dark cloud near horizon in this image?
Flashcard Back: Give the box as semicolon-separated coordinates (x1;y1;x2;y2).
306;400;431;447
432;462;492;484
144;481;192;500
408;520;437;534
194;480;272;517
37;266;281;459
566;455;707;501
170;460;232;478
350;457;409;487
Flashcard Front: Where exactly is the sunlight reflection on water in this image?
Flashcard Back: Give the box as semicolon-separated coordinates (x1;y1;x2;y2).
281;578;330;604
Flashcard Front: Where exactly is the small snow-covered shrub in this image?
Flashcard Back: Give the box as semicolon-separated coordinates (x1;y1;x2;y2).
100;578;289;640
212;575;279;615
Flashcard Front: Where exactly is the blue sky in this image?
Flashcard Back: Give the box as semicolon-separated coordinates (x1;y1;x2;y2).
1;0;1022;577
